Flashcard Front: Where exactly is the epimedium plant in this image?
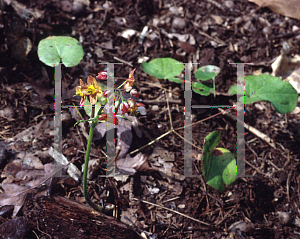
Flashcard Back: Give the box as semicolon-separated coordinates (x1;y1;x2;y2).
202;131;237;192
141;57;220;97
38;36;84;67
141;57;298;114
73;69;145;212
37;36;147;211
140;57;298;192
228;74;298;114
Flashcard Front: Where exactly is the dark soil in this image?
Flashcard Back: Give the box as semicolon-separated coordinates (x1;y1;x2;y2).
0;0;300;238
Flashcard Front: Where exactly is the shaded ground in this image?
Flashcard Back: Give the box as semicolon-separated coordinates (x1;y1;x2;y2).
0;0;300;238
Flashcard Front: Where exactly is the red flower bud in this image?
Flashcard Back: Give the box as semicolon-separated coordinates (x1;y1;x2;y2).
120;102;129;114
127;98;136;108
96;71;108;80
103;89;110;98
125;86;132;92
130;89;139;98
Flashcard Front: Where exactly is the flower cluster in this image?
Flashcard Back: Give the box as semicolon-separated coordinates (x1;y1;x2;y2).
75;69;145;125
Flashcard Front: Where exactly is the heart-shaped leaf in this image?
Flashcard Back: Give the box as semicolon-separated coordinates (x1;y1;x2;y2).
195;65;220;81
141;58;184;83
38;36;84;67
202;131;237;192
242;74;298;114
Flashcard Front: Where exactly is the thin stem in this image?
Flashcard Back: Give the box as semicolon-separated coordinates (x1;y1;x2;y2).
91;106;95;118
82;107;106;212
213;77;216;98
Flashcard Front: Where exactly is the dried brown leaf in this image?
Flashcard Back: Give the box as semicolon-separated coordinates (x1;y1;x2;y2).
116;153;149;175
0;184;28;218
0;216;27;239
248;0;300;20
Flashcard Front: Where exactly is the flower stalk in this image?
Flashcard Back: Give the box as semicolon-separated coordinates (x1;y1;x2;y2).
74;69;145;213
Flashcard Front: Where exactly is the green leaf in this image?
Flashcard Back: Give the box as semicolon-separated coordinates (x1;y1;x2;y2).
206;148;237;192
38;36;84;67
83;98;102;118
192;82;214;96
141;58;184;83
202;131;221;180
228;84;244;95
195;65;220;81
202;131;237;192
242;74;298;114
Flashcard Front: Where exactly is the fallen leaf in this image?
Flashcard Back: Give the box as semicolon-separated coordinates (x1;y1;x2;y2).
272;42;300;93
0;216;27;239
0;184;28;218
248;0;300;20
116;153;149;176
116;117;133;159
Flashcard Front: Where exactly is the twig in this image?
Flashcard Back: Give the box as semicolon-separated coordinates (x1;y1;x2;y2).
218;108;276;148
132;198;211;226
36;221;51;239
113;56;133;67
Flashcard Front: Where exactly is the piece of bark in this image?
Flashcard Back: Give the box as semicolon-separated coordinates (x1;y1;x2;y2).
22;196;141;239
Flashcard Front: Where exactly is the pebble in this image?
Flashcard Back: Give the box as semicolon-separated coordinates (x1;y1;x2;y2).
278;212;292;225
0;107;15;121
152;105;159;111
262;26;272;35
229;221;254;233
224;0;234;9
172;17;186;30
73;0;86;15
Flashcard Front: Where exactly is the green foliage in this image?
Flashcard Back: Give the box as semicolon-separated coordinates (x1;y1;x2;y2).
192;82;214;96
141;58;219;96
228;74;298;114
141;58;184;83
38;36;84;67
202;131;237;192
194;65;220;81
193;65;220;96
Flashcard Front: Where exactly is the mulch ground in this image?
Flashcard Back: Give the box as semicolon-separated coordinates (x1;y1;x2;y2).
0;0;300;238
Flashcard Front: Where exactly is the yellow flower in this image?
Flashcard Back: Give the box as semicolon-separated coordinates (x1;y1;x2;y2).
75;77;102;106
87;76;103;105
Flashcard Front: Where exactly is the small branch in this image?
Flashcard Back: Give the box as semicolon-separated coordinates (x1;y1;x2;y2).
133;198;211;226
218;108;276;148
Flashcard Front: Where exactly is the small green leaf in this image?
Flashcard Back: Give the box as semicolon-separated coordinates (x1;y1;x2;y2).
202;131;237;192
83;98;102;118
206;148;236;192
202;131;221;180
242;74;298;114
192;82;214;96
38;36;84;67
141;58;184;83
195;65;220;81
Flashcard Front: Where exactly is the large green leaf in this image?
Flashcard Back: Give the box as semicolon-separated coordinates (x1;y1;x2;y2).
202;131;237;192
141;58;184;83
242;74;298;114
38;36;84;67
